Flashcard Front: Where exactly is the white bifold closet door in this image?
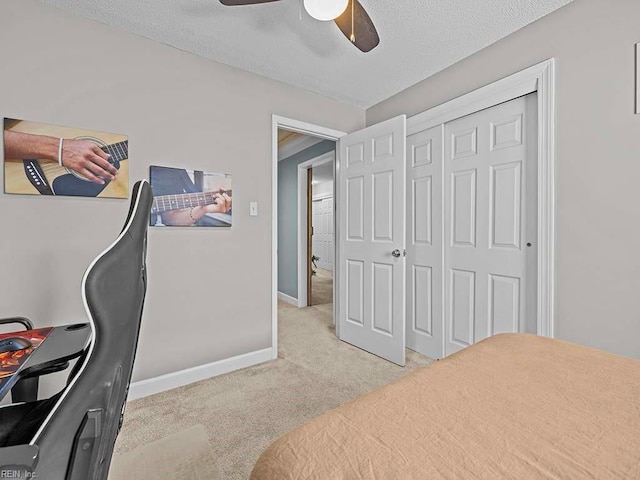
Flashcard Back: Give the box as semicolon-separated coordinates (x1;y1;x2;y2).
312;197;334;271
405;94;537;359
406;125;444;359
444;94;537;356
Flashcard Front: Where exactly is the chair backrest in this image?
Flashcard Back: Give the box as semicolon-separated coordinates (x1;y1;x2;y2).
28;180;153;479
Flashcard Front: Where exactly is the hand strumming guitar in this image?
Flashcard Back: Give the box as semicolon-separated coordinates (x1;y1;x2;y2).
4;130;118;185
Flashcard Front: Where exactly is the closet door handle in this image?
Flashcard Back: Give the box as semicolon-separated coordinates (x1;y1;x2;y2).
391;249;401;258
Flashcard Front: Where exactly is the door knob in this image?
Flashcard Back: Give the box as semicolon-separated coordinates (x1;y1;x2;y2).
391;249;401;258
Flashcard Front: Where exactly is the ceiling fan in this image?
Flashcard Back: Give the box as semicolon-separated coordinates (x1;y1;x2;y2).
219;0;380;53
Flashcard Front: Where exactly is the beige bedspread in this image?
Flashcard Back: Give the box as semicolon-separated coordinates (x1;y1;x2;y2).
251;334;640;479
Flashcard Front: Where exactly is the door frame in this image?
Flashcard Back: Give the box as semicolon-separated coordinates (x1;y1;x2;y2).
272;116;346;359
407;58;555;338
297;150;335;308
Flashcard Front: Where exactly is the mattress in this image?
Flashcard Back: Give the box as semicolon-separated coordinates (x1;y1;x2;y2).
251;333;640;479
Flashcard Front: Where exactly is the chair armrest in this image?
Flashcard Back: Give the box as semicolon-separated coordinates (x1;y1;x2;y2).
21;361;70;380
0;317;34;331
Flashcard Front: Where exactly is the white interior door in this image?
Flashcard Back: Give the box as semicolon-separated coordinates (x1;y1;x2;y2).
312;197;334;271
444;94;537;356
406;125;444;358
338;115;407;366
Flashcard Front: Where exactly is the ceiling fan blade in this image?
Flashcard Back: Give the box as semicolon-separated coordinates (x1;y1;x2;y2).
219;0;280;5
334;0;379;53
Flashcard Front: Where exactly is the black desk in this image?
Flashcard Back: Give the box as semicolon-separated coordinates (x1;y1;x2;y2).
0;324;91;401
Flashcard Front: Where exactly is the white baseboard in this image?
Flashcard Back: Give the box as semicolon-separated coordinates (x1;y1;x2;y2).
128;347;273;401
277;291;298;306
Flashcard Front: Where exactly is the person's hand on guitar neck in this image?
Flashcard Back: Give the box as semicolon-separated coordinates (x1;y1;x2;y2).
190;190;232;221
4;131;118;184
162;190;232;226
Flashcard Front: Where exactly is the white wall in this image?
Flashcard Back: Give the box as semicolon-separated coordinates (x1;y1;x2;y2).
0;0;365;390
312;180;333;199
368;0;640;359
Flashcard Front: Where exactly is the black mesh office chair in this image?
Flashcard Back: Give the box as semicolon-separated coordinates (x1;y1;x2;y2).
0;180;153;479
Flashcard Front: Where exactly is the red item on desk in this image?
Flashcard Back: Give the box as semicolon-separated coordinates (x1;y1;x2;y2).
0;327;53;379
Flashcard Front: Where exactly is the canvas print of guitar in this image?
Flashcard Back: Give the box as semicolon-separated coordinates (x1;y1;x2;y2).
3;118;129;199
149;165;232;227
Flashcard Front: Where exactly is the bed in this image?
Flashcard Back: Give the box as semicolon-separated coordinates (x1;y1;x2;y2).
251;333;640;479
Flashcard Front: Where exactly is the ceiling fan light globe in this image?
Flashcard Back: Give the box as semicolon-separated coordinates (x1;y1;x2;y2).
303;0;349;21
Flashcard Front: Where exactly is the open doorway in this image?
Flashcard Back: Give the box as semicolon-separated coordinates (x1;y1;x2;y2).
271;116;346;360
309;160;334;307
275;127;336;310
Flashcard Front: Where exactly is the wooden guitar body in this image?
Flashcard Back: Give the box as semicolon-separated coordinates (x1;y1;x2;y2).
3;119;129;199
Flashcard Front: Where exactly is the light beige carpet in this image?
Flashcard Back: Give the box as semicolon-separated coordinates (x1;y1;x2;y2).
310;268;332;306
112;301;434;479
109;424;222;480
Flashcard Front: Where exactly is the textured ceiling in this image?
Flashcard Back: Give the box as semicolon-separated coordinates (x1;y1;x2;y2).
39;0;572;108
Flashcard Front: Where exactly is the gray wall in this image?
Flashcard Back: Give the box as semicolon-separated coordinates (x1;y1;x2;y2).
278;140;335;298
0;0;364;387
368;0;640;359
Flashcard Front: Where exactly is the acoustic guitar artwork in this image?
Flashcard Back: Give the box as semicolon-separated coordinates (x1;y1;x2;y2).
3;119;129;199
149;165;233;227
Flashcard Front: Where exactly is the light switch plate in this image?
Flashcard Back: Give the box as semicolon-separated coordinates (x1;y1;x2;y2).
636;43;639;114
250;201;258;216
